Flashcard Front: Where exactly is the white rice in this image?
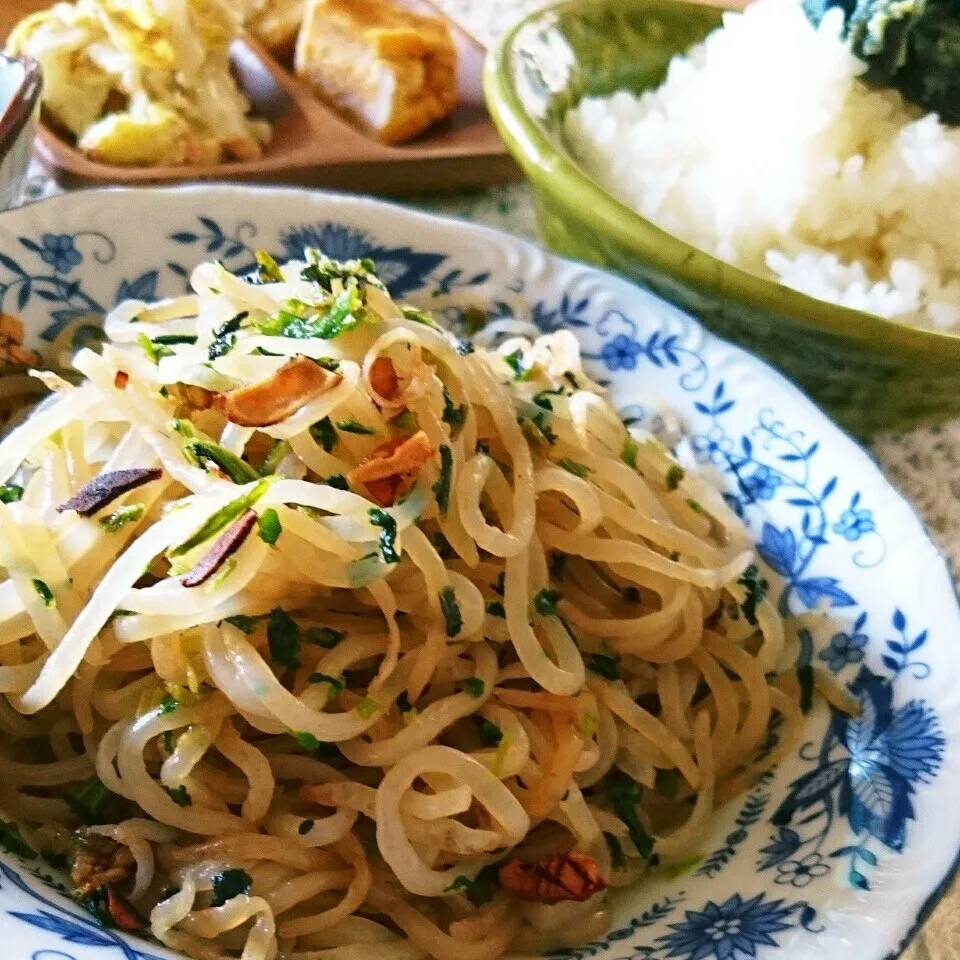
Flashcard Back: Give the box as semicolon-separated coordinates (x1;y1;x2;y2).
563;0;960;331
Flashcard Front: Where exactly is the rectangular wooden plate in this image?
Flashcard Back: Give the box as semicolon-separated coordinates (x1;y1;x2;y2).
0;0;520;195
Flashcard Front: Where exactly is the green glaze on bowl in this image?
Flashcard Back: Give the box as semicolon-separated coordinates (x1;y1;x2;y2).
483;0;960;438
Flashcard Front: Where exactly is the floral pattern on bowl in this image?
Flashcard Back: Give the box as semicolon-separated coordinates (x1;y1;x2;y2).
0;185;957;960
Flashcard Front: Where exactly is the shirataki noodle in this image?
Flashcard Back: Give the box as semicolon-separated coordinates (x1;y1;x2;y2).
0;247;834;960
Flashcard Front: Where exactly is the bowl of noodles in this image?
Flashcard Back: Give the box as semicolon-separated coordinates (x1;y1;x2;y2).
0;185;956;960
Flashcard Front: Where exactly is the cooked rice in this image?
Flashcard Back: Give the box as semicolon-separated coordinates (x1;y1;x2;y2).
564;0;960;331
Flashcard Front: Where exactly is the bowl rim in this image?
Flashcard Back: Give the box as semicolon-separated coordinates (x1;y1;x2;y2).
483;0;960;361
0;52;41;162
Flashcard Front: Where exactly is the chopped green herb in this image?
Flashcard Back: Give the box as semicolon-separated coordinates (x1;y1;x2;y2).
686;498;706;516
0;820;35;860
168;479;271;558
797;664;815;714
324;473;349;490
268;608;301;669
172;417;198;443
292;731;319;751
257;508;282;545
455;338;475;356
98;503;145;533
464;677;485;699
534;588;562;617
586;653;621;680
137;333;173;365
0;483;23;504
439;586;462;637
621;437;639;469
390;409;419;433
299;819;315;835
503;349;525;377
433;444;453;514
162;731;175;754
310;418;337;452
208;312;248;361
655;769;681;800
308;672;345;695
152;334;198;346
608;772;655;859
478;718;503;747
336;419;376;435
486;599;505;618
604;832;627;870
259;281;370;341
210;869;252;907
368;508;400;564
520;410;557;445
260;440;291;477
64;777;124;826
670;551;681;562
255;250;284;282
32;579;55;608
301;251;383;293
224;614;261;634
164;785;191;807
532;392;554;411
441;387;467;434
737;564;768;627
492;571;506;596
558;458;591;479
401;306;437;327
531;411;555;443
445;864;500;906
356;696;379;720
159;693;179;715
564;371;580;390
304;626;345;649
666;465;685;490
185;439;258;485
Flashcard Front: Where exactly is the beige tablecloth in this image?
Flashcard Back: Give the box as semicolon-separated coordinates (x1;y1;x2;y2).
15;0;960;956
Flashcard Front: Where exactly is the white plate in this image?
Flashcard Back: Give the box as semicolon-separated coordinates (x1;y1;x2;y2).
0;185;957;960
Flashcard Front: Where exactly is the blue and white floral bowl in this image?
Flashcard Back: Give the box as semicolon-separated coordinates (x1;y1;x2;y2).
0;186;958;960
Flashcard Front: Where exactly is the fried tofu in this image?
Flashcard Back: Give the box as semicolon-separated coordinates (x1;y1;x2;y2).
294;0;458;144
245;0;305;57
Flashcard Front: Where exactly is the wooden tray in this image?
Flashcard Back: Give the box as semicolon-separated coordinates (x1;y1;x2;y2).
0;0;520;195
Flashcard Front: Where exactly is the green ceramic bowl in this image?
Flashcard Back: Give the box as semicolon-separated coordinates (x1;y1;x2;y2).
483;0;960;438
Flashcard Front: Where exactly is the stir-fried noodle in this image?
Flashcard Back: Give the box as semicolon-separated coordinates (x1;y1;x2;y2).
0;249;833;960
